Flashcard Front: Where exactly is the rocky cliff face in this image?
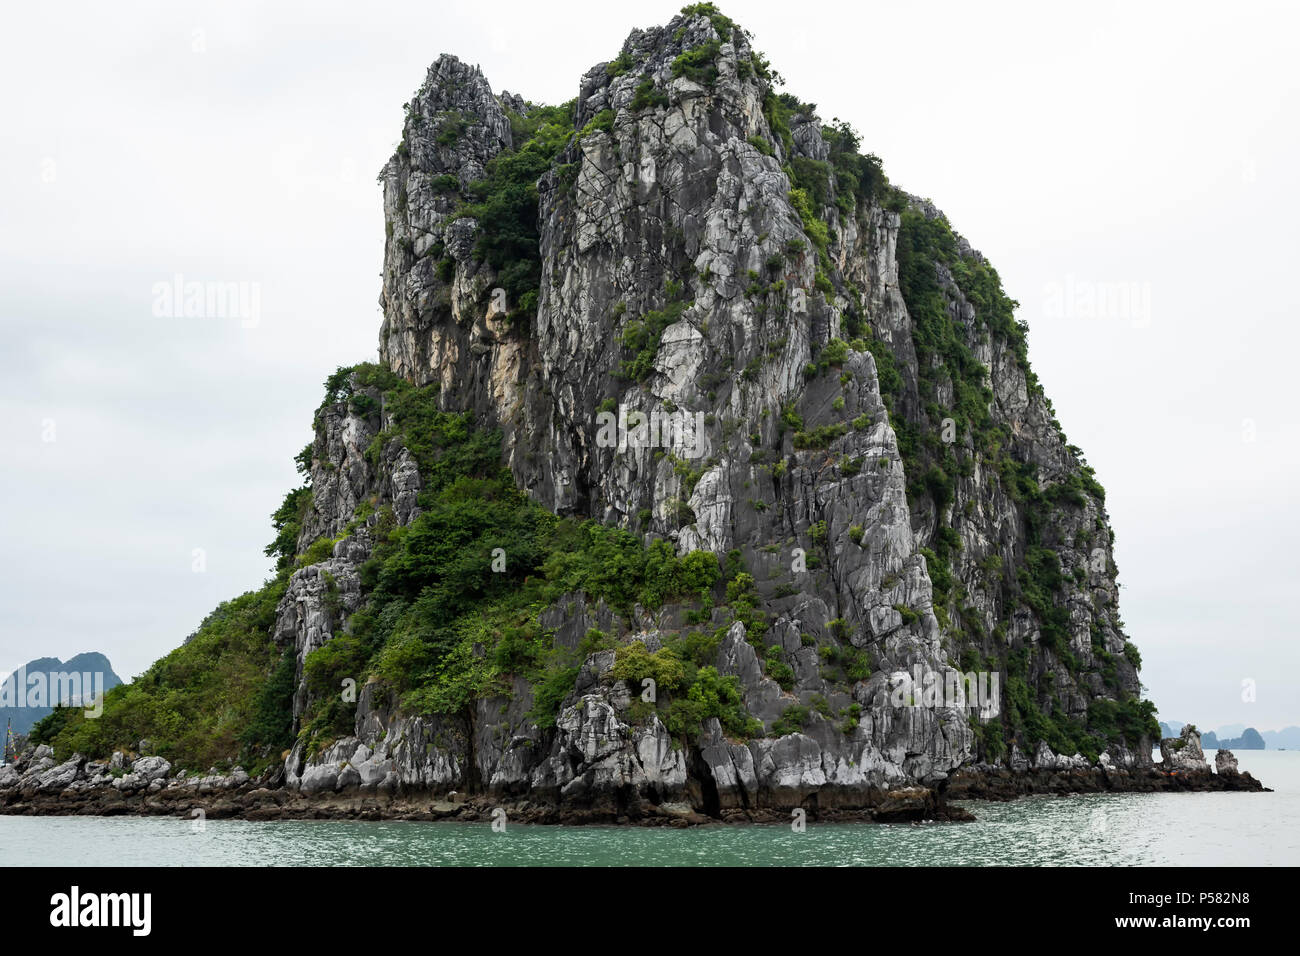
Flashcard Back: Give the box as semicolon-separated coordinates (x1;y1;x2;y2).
263;5;1158;816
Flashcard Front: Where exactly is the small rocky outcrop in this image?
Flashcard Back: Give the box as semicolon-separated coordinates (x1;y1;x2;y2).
1159;724;1209;773
1215;749;1239;775
946;739;1267;800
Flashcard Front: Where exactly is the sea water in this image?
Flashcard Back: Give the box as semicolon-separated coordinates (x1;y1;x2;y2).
2;751;1295;866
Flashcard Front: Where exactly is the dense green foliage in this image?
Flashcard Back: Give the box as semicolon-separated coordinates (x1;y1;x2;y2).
239;645;297;756
1017;547;1070;653
672;38;723;86
292;370;745;749
631;78;669;112
579;109;615;139
616;282;693;381
1005;671;1159;761
680;2;735;35
606;52;635;78
609;640;760;740
36;364;761;768
455;101;576;323
36;580;289;771
266;487;311;572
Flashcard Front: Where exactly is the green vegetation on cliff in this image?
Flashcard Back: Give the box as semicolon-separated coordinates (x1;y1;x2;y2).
299;369;748;749
37;366;764;769
33;579;290;772
455;100;576;323
883;209;1156;758
750;66;1157;760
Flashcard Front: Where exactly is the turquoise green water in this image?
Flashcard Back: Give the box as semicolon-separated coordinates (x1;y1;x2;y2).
2;752;1295;866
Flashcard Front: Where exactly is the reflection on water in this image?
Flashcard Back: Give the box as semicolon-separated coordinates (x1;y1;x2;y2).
2;751;1295;867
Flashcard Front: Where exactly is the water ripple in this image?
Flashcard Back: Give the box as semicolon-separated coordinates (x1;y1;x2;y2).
3;753;1295;867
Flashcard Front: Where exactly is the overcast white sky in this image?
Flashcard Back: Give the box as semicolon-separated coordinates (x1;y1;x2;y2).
2;0;1296;732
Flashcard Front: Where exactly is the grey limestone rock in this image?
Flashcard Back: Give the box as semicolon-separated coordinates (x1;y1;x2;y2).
274;6;1157;816
1215;749;1239;775
1160;724;1210;773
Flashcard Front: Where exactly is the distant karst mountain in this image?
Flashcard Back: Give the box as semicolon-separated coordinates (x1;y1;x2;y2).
1159;721;1270;750
1203;728;1266;750
0;653;123;736
1262;727;1300;749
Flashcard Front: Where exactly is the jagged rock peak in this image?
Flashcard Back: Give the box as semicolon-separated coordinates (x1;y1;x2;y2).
417;54;499;113
384;53;513;184
573;8;763;123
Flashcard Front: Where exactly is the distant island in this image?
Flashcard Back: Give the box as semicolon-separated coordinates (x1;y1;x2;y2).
0;653;123;736
1157;721;1298;751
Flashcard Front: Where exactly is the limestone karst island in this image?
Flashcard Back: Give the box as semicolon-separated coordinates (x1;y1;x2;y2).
1;4;1265;823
